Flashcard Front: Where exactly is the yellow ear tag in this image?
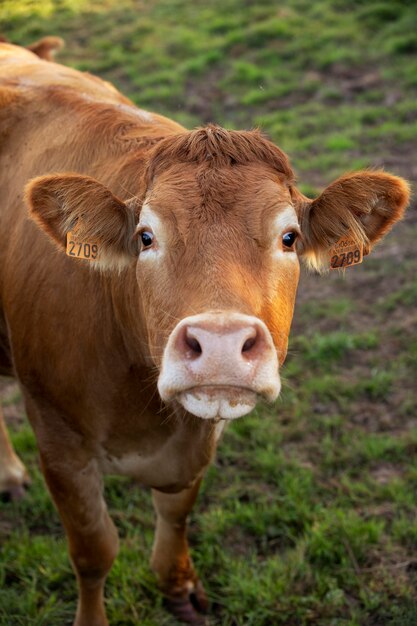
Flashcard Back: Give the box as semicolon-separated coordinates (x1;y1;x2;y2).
66;231;99;261
330;235;363;270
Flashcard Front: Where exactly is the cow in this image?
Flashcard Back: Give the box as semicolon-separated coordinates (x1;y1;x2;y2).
0;38;409;626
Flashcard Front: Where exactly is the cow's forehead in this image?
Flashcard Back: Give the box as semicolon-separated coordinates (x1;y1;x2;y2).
144;162;293;227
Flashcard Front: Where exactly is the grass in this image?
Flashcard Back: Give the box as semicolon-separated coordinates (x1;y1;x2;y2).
1;0;417;624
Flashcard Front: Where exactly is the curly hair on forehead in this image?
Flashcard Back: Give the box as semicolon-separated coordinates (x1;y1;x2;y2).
145;125;295;184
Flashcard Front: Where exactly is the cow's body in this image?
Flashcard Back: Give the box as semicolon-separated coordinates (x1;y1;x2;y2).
0;43;215;489
0;41;409;626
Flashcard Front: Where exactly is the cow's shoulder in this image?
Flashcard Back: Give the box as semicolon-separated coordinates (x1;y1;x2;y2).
0;41;129;105
0;42;183;152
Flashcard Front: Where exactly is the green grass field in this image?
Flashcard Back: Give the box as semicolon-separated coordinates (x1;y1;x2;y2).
1;1;417;624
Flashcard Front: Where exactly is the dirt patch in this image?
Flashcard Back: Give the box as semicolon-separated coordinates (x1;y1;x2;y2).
370;463;404;485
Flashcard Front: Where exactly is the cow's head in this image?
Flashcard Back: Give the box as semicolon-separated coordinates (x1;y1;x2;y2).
26;127;409;420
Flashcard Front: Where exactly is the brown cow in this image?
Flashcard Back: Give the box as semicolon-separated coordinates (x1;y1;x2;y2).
0;39;409;626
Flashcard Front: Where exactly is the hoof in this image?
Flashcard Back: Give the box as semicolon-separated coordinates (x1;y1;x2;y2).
164;580;209;625
0;451;31;503
0;478;31;502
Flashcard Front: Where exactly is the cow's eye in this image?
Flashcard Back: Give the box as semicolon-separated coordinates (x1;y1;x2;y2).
282;231;298;250
140;230;154;249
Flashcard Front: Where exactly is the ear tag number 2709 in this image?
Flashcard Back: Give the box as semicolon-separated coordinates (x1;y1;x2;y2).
66;231;99;261
330;235;363;270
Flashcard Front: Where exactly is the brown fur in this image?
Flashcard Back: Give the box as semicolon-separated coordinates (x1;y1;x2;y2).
26;36;64;60
293;171;409;270
0;39;409;626
0;36;64;60
145;125;294;179
27;174;138;270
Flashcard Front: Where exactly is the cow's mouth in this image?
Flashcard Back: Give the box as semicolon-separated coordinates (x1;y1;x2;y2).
177;385;258;420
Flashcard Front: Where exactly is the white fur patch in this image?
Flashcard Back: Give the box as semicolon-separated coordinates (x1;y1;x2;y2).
271;206;300;260
99;450;157;477
136;204;165;260
302;249;332;274
215;420;227;441
179;388;258;420
116;103;153;122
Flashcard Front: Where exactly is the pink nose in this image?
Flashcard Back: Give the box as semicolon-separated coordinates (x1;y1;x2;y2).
176;318;267;373
158;312;280;410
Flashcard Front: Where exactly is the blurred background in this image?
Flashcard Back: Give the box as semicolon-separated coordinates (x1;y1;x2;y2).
1;1;417;624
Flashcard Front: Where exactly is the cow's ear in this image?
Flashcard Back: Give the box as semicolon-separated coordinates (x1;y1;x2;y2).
25;174;137;270
294;171;410;272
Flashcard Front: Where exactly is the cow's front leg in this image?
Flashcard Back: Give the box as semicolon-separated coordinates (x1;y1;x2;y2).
40;450;119;626
151;480;208;625
0;406;30;499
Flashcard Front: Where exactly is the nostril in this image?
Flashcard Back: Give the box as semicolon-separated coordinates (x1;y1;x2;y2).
242;335;257;353
185;332;202;355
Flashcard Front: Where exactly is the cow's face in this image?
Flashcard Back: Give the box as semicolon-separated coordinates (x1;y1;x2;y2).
135;162;299;418
26;128;409;420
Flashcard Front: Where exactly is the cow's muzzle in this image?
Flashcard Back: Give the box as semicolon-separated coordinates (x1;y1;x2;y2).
157;312;281;419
